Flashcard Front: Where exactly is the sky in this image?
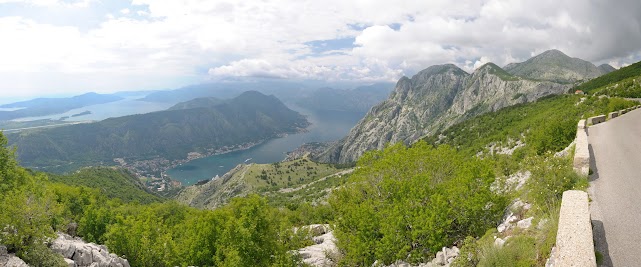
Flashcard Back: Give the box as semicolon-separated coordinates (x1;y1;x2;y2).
0;0;640;99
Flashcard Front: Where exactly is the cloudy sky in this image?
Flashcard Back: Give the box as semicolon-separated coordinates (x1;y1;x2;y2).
1;0;640;99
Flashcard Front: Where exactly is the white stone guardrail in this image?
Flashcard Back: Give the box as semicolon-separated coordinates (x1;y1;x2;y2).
557;105;641;267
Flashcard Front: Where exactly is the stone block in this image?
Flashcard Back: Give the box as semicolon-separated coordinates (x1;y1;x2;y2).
573;128;590;176
607;111;618;120
64;258;76;267
517;217;533;229
587;115;606;125
555;190;596;267
577;119;586;129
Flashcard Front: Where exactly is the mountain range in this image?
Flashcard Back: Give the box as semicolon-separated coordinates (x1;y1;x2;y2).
295;83;392;112
318;49;615;163
139;81;393;113
0;92;123;121
7;91;309;171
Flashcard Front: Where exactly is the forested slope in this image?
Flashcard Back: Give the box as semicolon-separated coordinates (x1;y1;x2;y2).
8;91;309;171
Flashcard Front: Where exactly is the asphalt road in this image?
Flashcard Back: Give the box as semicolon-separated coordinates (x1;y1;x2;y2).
588;108;641;267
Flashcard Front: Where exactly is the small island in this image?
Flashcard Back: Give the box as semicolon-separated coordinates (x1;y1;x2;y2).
71;110;92;117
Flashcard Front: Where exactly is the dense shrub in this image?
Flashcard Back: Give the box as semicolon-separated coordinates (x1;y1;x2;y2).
330;142;508;265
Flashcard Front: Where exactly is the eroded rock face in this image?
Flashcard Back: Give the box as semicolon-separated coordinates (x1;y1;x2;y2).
0;245;28;267
318;61;571;164
51;233;130;267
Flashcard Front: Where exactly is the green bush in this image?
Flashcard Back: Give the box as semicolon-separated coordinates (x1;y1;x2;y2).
331;142;507;265
524;155;587;214
18;242;67;267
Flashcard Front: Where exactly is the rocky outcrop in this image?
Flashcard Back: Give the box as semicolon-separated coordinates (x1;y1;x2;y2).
51;233;130;267
318;57;572;163
0;245;28;267
504;49;604;84
296;224;338;267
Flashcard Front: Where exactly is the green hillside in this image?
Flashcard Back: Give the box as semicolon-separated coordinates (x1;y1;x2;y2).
175;156;343;209
49;167;163;204
426;95;634;157
573;60;641;94
7;91;309;172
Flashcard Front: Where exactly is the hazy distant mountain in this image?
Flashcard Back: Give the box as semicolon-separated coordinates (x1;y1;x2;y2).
8;91;309;171
597;63;616;74
167;97;223;110
140;81;394;113
139;82;308;104
503;49;604;83
111;90;162;97
295;83;393;112
318;51;576;163
0;92;123;121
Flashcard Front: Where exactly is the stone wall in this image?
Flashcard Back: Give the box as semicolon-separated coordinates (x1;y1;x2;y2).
587;115;606;125
573;119;590;176
552;190;596;267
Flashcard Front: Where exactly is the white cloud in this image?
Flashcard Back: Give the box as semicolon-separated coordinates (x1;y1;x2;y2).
0;0;640;97
0;0;93;7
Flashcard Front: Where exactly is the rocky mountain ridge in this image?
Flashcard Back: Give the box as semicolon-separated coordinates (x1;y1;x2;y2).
318;50;600;163
503;49;613;83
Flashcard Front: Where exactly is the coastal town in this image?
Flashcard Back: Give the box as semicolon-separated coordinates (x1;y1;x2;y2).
113;140;264;192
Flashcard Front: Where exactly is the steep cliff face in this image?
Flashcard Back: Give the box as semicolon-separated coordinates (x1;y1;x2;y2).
503;49;603;83
442;63;569;123
318;64;468;163
318;60;572;164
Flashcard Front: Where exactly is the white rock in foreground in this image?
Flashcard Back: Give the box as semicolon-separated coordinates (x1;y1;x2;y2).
517;217;534;229
298;231;338;267
0;245;28;267
51;233;130;267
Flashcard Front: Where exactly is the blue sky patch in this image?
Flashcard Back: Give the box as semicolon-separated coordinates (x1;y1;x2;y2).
305;37;356;54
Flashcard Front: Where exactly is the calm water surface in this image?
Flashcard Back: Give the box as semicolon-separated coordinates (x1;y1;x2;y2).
13;96;174;122
166;106;364;185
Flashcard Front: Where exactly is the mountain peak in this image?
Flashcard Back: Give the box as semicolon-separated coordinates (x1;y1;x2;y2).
504;49;601;83
597;64;616;74
412;64;468;80
473;62;519;81
537;49;569;59
476;62;501;71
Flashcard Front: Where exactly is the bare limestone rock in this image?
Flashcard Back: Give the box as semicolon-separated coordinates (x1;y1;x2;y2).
297;227;338;267
517;217;534;229
52;233;130;267
0;245;28;267
64;258;77;267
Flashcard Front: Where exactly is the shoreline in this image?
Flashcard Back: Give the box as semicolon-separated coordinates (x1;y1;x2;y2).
160;126;310;189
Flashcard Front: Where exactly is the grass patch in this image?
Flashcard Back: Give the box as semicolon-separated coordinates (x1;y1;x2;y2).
246;157;340;190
